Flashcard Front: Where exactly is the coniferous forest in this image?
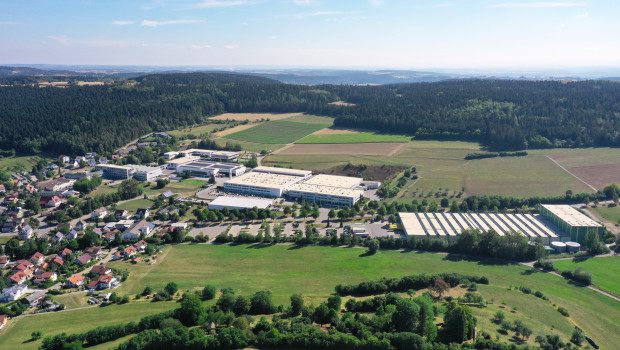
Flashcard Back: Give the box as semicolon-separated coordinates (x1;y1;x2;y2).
1;73;619;154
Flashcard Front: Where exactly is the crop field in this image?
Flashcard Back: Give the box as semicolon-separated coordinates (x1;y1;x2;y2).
0;302;177;350
213;123;258;137
225;119;331;144
297;132;411;144
210;112;302;121
568;163;620;189
276;142;407;156
105;244;619;349
554;256;620;297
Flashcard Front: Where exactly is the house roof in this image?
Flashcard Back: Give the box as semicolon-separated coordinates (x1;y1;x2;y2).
61;248;72;256
76;254;92;264
91;265;111;275
67;274;84;284
31;252;44;260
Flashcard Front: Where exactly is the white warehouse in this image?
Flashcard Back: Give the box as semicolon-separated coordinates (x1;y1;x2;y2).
223;172;304;197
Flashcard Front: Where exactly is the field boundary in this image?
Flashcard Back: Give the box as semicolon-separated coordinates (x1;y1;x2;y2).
545;155;597;191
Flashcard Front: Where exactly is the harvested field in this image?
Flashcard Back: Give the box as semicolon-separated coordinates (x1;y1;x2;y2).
275;142;407;156
211;112;302;121
328;101;356;106
214;123;257;137
568;163;620;189
321;164;406;182
313;126;363;134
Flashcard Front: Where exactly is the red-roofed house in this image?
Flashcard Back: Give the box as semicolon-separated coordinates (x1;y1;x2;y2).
133;240;148;252
97;275;117;289
84;247;103;256
0;314;7;329
66;274;85;288
60;248;72;258
87;280;99;290
91;265;112;276
122;246;137;257
34;272;58;284
52;256;64;265
111;251;123;260
76;254;92;266
30;252;45;266
0;256;10;267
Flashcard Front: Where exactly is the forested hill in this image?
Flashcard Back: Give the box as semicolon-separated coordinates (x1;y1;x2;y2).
0;74;619;154
316;80;620;150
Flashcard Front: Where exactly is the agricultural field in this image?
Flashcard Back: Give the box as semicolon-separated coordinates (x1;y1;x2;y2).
0;155;43;172
276;142;407;156
0;302;177;350
554;256;620;297
297;131;412;144
210;112;302;122
225;119;331;144
103;244;620;349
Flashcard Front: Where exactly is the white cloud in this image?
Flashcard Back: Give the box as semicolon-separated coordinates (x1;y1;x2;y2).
194;0;252;8
577;12;589;17
489;2;585;8
0;21;22;25
307;11;359;16
369;0;385;6
293;0;318;5
224;44;237;49
141;19;204;27
47;35;141;48
190;44;212;49
270;35;277;40
111;20;135;26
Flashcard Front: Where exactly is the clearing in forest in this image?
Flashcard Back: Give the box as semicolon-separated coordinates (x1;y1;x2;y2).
225;119;331;144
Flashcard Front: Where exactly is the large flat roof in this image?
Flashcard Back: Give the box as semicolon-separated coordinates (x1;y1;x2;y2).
209;196;273;210
167;155;200;164
178;160;245;171
303;174;363;188
542;204;603;227
289;183;363;198
253;166;312;177
97;164;132;170
129;165;161;173
225;172;303;189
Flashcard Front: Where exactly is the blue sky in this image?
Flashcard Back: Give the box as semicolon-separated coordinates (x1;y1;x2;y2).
0;0;618;69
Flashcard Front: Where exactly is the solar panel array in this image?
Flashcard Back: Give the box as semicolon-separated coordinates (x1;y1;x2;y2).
401;212;563;244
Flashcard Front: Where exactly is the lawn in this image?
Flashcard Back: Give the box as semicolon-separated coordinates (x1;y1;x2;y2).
0;302;177;350
554;256;620;297
86;184;118;198
106;244;620;349
116;198;153;211
140;179;207;197
225;120;331;144
592;205;620;225
297;132;412;144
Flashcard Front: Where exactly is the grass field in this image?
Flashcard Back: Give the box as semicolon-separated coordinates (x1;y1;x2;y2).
166;123;228;138
104;244;620;349
0;155;42;172
116;198;153;211
0;302;177;350
225;119;331;144
140;179;207;197
284;114;334;124
554;256;620;297
86;184;118;198
592;205;620;225
297;132;411;144
210;112;302;122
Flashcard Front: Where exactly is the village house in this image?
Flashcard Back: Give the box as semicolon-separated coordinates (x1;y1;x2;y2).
114;209;130;220
103;230;116;242
39;196;61;208
65;274;85;288
91;265;112;276
0;256;10;268
33;271;57;284
67;230;79;240
91;207;108;220
122;220;155;240
134;240;148;252
135;208;150;219
122;246;138;257
85;247;103;256
52;232;64;243
75;221;85;231
19;225;33;240
76;254;92;266
30;252;45;266
0;285;28;302
24;184;36;194
26;290;46;307
60;248;73;258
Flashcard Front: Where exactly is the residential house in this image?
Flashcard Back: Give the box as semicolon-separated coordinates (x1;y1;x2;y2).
134;240;148;252
25;290;46;307
114;209;130;220
171;222;188;230
91;207;108;220
0;285;28;302
6;207;24;218
2;219;19;233
93;228;104;237
98;157;109;164
84;247;103;257
122;220;155;240
19;225;33;240
87;280;99;291
0;256;10;268
135;208;149;219
111;154;120;160
111;251;123;260
46;196;61;208
103;230;116;242
13;260;34;272
9;269;33;284
67;230;79;240
52;256;64;266
60;248;72;258
0;314;7;330
76;254;92;266
85;152;97;158
97;275;117;289
3;195;18;205
75;221;85;231
86;158;97;167
115;220;133;231
30;252;45;266
91;265;112;276
122;246;137;257
65;274;85;288
24;184;36;194
0;184;5;193
153;132;170;138
52;232;64;243
33;271;57;284
160;191;174;199
59;155;70;163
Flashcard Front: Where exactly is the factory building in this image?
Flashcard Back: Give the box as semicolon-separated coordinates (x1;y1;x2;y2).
129;165;163;182
540;205;604;243
166;156;201;170
180;149;239;163
224;172;304;197
288;183;363;207
208;196;273;211
252;166;312;178
176;160;246;178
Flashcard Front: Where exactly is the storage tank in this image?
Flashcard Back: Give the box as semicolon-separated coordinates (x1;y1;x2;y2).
565;242;581;253
551;241;566;254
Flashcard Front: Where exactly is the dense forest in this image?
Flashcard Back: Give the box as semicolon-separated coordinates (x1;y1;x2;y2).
1;73;619;154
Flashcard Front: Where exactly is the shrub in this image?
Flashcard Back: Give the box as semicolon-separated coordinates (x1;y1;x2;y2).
558;307;570;317
202;285;217;300
572;267;593;285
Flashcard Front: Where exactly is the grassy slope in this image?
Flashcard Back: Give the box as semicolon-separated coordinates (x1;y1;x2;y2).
225;120;331;144
592;205;620;225
116;198;153;211
107;244;620;349
297;132;411;144
554;256;620;297
166;123;227;138
0;302;177;350
0;156;42;172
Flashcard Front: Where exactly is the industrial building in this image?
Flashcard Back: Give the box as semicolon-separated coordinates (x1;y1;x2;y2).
208;196;273;211
176;160;246;178
302;174;363;188
180;149;239;162
166;156;200;170
129;165;163;181
398;211;565;245
252;166;312;178
224;172;304;197
540;205;604;243
288;183;363;207
95;164;134;180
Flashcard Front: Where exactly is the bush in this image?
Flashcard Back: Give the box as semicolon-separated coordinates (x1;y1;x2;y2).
571;328;585;346
572;267;593;285
558;307;570;317
202;285;217;300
